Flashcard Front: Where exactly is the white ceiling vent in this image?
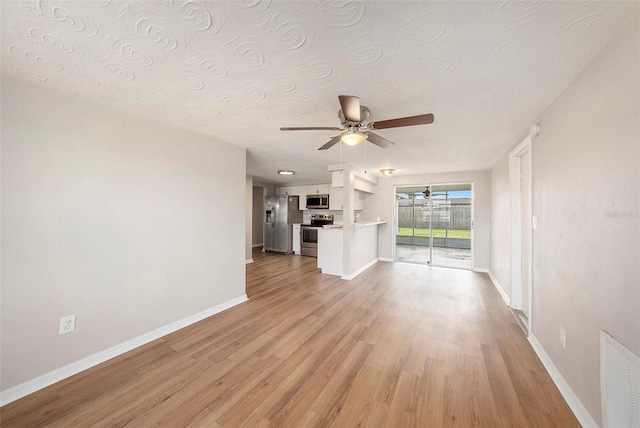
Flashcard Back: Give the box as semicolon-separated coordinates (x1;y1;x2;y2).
601;331;640;428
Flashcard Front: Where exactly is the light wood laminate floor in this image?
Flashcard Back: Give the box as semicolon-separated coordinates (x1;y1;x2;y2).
1;249;579;427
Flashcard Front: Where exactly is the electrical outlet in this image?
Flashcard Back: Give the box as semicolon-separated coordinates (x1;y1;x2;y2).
559;326;566;348
59;315;76;335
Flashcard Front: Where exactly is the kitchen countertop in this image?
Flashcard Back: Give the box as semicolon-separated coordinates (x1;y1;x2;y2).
354;221;386;228
322;221;386;229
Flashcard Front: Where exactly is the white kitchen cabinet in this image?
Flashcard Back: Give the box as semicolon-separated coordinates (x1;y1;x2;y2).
331;171;343;187
329;186;365;211
292;224;301;254
277;184;330;209
331;172;374;194
354;177;374;193
276;186;299;196
329;186;343;210
307;184;330;195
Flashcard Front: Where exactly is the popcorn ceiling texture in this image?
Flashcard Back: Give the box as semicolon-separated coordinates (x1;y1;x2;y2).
1;0;636;183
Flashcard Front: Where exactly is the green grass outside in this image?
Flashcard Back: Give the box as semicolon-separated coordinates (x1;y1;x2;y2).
397;227;471;239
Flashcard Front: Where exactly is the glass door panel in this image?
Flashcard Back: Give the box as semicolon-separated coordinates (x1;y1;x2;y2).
430;184;472;269
395;186;432;265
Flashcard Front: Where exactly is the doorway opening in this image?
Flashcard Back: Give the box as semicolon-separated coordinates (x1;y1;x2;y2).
509;137;533;333
394;183;473;269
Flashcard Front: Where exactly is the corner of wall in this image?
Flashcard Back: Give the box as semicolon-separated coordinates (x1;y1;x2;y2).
487;270;510;306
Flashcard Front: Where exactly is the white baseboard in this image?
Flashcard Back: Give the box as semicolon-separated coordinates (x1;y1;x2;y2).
487;270;510;306
245;258;254;264
528;333;598;428
473;267;489;273
0;294;249;406
341;259;378;280
378;257;394;263
252;243;263;248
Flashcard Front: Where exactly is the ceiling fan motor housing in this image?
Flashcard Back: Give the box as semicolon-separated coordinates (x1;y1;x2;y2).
338;106;370;128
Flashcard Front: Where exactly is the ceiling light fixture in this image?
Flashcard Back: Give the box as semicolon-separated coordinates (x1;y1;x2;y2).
278;169;295;176
380;168;395;176
340;130;367;146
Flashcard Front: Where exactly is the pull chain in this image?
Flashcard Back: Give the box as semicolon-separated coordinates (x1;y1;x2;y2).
364;139;367;174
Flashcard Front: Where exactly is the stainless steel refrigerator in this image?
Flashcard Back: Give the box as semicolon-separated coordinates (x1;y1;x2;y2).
264;195;303;253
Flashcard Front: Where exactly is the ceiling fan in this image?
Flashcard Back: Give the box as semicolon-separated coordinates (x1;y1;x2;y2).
280;95;434;150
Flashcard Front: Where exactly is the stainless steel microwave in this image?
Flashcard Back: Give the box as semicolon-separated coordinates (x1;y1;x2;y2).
306;194;329;209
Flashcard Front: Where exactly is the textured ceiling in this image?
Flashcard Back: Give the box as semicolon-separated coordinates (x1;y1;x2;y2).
2;1;637;185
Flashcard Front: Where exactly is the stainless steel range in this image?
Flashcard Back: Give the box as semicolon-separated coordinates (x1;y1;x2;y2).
300;214;334;257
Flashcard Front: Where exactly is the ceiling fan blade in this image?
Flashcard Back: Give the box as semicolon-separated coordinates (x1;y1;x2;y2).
366;132;395;149
338;95;361;122
280;126;343;131
370;113;434;130
318;135;341;151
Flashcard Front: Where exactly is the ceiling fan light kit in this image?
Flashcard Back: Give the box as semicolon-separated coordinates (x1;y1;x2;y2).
280;95;434;151
277;170;295;176
340;130;367;146
380;169;395;176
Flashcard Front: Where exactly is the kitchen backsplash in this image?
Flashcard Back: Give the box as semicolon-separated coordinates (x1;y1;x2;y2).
302;210;343;224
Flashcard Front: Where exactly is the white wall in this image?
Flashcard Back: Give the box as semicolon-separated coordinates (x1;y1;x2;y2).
370;170;491;269
532;15;639;424
1;78;247;392
490;14;639;425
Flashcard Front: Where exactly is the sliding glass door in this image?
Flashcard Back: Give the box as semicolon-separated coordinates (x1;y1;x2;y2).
395;184;472;269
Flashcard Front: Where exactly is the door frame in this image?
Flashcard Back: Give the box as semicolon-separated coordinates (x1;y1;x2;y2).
392;181;474;269
509;136;533;333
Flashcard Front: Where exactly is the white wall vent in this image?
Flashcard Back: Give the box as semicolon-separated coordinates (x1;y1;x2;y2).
601;331;640;428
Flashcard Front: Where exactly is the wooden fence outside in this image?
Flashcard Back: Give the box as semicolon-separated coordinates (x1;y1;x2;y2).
398;204;471;230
